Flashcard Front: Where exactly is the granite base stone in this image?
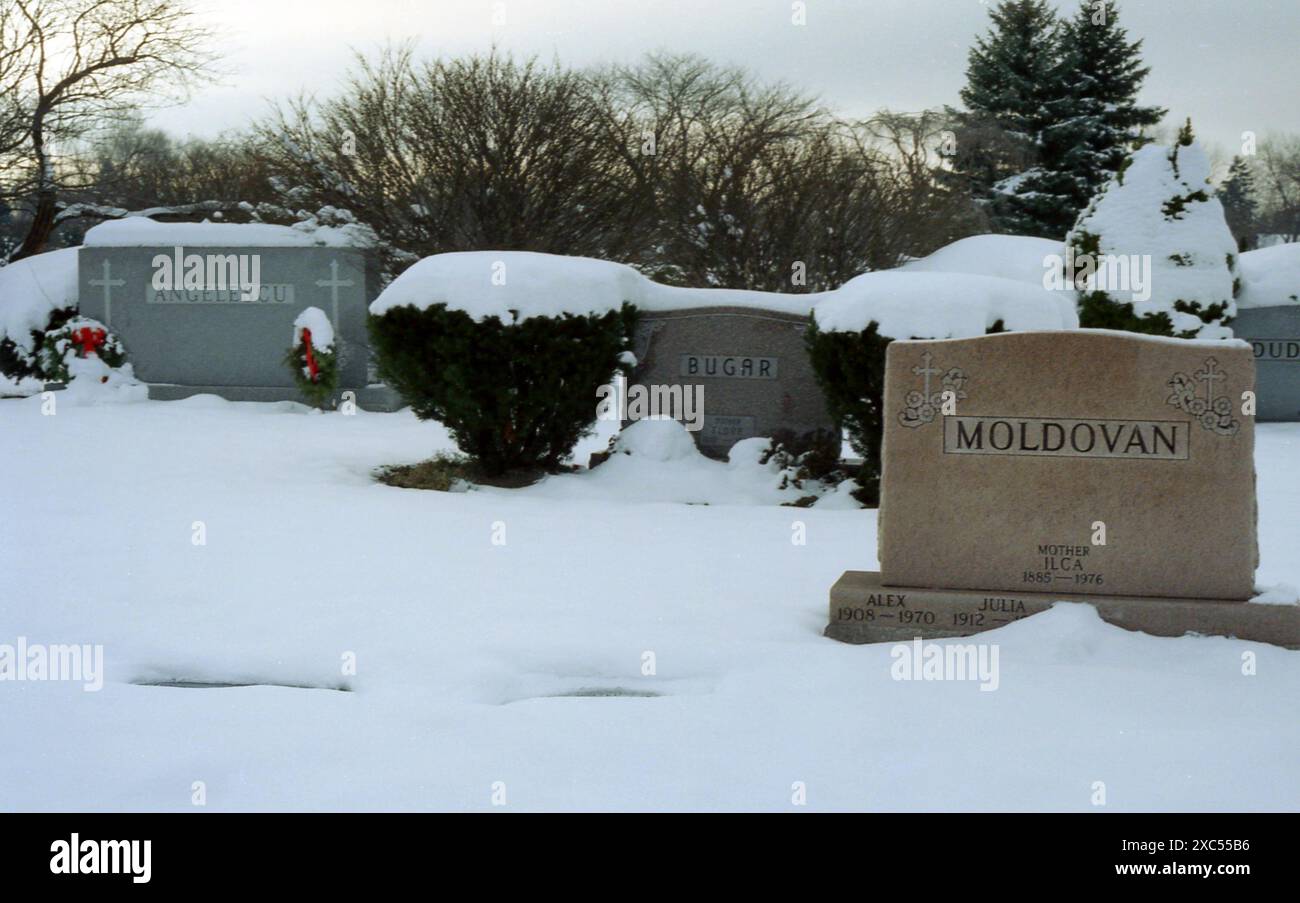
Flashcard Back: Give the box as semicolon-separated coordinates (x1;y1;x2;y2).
825;571;1300;648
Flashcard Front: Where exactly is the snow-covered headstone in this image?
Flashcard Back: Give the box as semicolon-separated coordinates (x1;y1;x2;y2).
1230;244;1300;421
77;219;386;405
630;303;837;457
826;330;1299;650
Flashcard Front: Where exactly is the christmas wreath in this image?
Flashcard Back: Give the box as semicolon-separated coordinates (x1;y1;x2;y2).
285;307;339;408
36;317;128;382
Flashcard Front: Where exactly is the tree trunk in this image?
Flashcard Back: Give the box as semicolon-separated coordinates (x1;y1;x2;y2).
10;186;57;261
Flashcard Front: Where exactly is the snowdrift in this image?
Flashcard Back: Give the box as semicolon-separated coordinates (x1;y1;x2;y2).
0;247;79;351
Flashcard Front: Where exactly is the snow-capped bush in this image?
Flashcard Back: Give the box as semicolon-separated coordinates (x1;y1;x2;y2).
757;428;847;498
370;251;646;322
0;248;79;381
58;354;147;405
611;417;701;462
369;266;638;475
540;419;849;507
807;247;1077;505
1067;124;1239;337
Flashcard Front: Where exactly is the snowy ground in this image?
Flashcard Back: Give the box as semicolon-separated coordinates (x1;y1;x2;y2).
1;395;1297;812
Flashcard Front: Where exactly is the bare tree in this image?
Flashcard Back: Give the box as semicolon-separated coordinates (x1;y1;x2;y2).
1255;134;1300;243
259;47;644;265
597;52;825;287
600;56;981;289
256;48;982;291
863;110;987;258
0;0;216;261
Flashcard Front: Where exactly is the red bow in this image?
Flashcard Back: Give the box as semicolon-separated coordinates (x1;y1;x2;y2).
73;327;107;358
302;327;320;382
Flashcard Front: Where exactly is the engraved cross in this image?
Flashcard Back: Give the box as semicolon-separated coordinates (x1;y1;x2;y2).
913;351;940;400
88;260;125;327
1195;357;1226;405
315;259;354;333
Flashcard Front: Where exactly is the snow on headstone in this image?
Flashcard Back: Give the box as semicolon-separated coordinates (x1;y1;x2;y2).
78;219;377;401
1230;243;1300;420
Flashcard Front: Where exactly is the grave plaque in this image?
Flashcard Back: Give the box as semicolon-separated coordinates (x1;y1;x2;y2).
631;306;836;457
700;414;757;448
1231;306;1300;421
825;330;1300;648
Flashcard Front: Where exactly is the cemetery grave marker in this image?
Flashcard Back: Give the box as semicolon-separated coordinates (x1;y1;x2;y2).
77;222;397;407
631;306;837;456
1231;306;1300;421
825;330;1300;649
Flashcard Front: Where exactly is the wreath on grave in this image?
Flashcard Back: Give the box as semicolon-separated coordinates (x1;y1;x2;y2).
285;307;339;408
36;317;128;383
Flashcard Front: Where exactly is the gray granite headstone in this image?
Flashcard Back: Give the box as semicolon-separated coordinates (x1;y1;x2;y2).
631;306;837;457
78;241;394;406
1232;306;1300;421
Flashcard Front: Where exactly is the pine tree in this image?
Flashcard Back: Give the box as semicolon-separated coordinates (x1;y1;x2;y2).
946;0;1068;236
947;0;1164;239
1057;1;1165;199
1218;156;1259;252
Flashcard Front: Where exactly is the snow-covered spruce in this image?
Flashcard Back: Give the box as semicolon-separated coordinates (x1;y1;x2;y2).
286;307;339;408
945;0;1163;239
1066;125;1240;338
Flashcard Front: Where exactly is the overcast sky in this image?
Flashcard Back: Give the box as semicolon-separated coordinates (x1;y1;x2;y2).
154;0;1300;155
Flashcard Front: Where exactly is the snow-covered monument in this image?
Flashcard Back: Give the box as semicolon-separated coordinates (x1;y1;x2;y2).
77;218;395;407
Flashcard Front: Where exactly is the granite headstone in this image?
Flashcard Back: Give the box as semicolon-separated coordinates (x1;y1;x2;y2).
826;330;1300;648
1231;305;1300;421
631;306;837;456
77;222;394;406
